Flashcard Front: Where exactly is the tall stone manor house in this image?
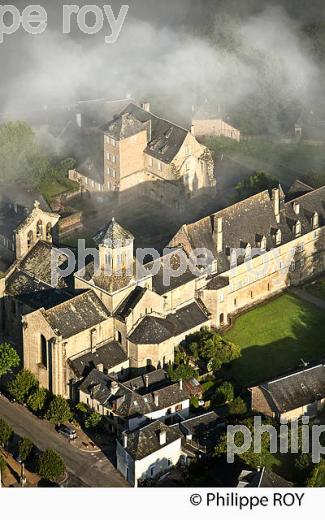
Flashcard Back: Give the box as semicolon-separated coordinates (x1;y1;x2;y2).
0;180;324;402
69;102;215;208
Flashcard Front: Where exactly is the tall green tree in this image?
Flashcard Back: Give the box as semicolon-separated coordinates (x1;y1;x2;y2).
0;418;13;447
46;396;72;425
27;387;49;414
0;342;20;388
18;438;34;462
38;449;65;482
7;369;38;403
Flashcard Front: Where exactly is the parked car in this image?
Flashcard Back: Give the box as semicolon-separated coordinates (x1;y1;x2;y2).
56;425;77;440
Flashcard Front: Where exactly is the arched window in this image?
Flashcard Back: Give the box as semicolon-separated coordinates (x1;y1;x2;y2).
46;223;52;241
116;331;122;343
261;236;267;251
27;230;33;249
220;313;225;325
36;220;43;238
146;359;152;372
245;243;252;259
40;335;47;368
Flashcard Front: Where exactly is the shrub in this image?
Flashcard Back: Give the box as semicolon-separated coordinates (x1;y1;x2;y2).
228;397;247;416
214;381;234;405
84;411;102;430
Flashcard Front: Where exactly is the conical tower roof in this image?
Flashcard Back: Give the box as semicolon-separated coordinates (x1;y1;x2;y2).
93;217;134;248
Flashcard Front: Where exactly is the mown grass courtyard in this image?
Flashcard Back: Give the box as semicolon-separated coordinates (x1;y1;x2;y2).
224;293;325;387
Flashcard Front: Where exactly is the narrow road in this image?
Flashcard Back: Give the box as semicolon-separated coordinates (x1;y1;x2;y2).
0;396;128;487
289;287;325;310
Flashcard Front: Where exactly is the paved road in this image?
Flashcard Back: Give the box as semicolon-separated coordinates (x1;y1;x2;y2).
0;396;128;487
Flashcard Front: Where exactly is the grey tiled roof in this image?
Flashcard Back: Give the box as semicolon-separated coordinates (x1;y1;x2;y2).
169;184;325;275
93;217;134;247
258;364;325;414
43;290;110;339
122;420;182;460
69;340;127;378
79;368;189;418
128;302;209;345
103;103;189;163
116;286;147;320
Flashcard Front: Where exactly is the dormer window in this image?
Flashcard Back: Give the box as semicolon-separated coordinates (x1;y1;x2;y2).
295;220;302;237
275;229;282;246
245;243;252;259
261;236;267;251
312;212;319;230
293;202;300;215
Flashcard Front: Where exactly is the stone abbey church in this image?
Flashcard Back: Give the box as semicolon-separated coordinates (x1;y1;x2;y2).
0;179;324;400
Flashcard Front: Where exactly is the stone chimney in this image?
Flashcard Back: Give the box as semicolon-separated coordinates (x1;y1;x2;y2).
110;380;119;395
179;379;183;391
97;363;104;372
159;429;167;446
154;392;159;406
214;217;223;253
141;102;151;112
144;374;149;389
272;188;281;224
122;432;128;448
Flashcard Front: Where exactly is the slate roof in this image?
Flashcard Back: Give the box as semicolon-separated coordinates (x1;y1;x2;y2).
179;411;224;450
103;103;189;163
18;241;70;288
122;420;182;460
42;290;110;339
116;286;147;320
5;270;71;310
169;184;325;275
93;218;134;248
257;364;325;414
79;368;189;418
128;302;209;345
149;250;199;295
0;198;28;240
238;467;293;487
69;340;127;378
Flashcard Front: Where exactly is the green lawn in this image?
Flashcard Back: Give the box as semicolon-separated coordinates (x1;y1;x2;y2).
224;293;325;386
39;178;78;204
306;277;325;302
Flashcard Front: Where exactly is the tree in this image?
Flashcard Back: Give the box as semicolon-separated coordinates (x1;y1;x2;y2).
0;418;13;447
84;411;102;430
27;387;49;414
228;397;247;416
0;121;36;185
18;438;34;462
167;363;197;382
7;369;38;403
0;342;20;387
235;172;279;201
46;396;72;425
214;381;234;405
38;449;65;482
0;454;6;473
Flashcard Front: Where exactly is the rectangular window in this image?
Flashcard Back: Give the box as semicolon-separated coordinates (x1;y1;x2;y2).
111;155;116;163
175;403;183;411
148;157;153;167
110;138;116;146
157;161;162;171
106;152;110;160
219;292;224;303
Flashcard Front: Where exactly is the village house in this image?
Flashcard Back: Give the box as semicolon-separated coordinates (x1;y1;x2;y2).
250;364;325;421
191;101;240;141
116;420;184;487
237;467;293;488
69;102;215;208
79;368;190;433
